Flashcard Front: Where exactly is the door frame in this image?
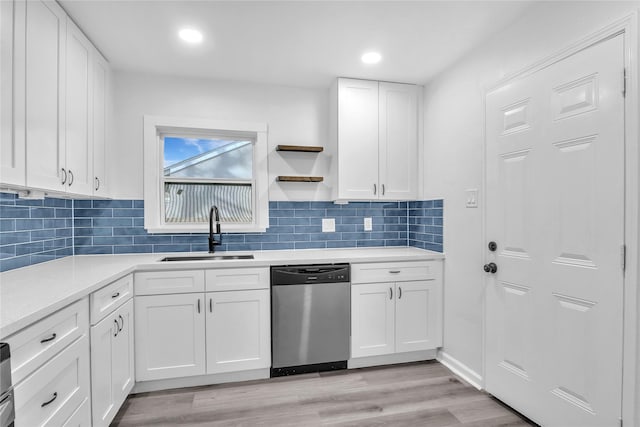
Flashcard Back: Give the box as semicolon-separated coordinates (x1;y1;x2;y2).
481;11;639;426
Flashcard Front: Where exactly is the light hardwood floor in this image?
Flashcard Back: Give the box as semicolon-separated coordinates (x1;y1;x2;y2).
112;361;536;426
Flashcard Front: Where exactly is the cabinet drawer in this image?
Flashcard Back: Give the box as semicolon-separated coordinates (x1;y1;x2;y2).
6;298;89;385
14;335;90;427
351;261;440;284
135;270;205;295
206;267;269;292
62;397;90;427
90;274;133;325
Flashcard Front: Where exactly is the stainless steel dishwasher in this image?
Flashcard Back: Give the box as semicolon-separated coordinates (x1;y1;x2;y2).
271;264;350;377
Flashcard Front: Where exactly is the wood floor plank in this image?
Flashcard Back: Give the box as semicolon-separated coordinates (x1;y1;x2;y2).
112;361;536;427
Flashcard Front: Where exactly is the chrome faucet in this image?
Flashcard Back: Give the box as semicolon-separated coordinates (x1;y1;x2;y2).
209;205;221;253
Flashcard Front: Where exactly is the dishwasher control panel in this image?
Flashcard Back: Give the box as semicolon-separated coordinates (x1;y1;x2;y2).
270;264;350;285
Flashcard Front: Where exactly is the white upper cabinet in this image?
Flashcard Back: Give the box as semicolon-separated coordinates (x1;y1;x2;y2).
92;52;110;196
332;78;419;201
0;0;25;187
6;0;111;196
336;78;380;200
23;0;67;192
65;18;93;195
378;82;418;200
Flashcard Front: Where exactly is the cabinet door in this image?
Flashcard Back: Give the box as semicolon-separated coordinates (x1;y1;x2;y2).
337;78;379;200
351;282;395;358
90;308;118;427
24;0;66;192
0;0;25;186
378;82;418;200
112;299;134;411
65;18;93;195
135;293;205;381
395;280;439;353
92;52;109;196
206;289;270;374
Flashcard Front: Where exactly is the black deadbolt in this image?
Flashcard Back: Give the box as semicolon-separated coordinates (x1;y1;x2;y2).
488;241;497;252
483;263;498;274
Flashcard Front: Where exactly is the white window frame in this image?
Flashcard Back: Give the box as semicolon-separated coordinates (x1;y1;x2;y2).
143;115;269;233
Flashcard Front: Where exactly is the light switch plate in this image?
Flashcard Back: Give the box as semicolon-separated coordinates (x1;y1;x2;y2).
466;189;479;208
322;218;336;232
364;217;373;231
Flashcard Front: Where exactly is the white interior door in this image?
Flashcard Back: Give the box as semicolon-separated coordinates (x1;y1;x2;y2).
485;35;624;427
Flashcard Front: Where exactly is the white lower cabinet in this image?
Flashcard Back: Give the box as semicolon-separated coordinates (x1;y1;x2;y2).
62;397;91;427
134;293;206;381
351;261;443;359
206;289;270;374
13;335;91;427
351;282;396;358
134;268;271;383
90;299;134;427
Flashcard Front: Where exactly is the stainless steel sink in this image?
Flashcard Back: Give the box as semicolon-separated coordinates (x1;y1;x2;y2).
160;254;254;262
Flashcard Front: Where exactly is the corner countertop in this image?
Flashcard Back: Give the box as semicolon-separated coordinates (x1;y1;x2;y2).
0;247;444;339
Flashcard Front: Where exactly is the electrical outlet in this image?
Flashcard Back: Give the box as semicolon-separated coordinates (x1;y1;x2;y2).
466;189;479;208
322;218;336;232
364;217;373;231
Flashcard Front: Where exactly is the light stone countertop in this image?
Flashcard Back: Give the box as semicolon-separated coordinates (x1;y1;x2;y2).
0;247;444;339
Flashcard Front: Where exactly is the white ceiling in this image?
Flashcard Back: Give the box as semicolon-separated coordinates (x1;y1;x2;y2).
60;0;534;88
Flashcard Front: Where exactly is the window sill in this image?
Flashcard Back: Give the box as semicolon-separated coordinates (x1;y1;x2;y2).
145;225;267;234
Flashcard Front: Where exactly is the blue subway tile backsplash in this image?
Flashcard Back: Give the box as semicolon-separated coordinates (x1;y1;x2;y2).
0;191;443;272
0;193;74;272
408;200;444;252
73;200;411;255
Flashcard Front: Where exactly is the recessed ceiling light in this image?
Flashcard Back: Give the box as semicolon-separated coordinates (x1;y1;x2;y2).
179;28;203;44
361;52;382;64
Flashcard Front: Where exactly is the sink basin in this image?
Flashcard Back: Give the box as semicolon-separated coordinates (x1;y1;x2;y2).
160;255;255;262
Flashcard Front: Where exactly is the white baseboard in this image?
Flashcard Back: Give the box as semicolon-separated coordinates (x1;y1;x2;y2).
132;368;270;393
348;349;437;369
437;350;483;390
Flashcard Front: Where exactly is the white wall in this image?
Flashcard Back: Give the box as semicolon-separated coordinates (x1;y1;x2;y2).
111;72;331;200
424;0;638;385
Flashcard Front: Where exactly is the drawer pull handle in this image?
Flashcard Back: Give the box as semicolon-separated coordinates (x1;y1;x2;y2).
209;298;213;313
40;333;57;344
389;287;393;300
197;299;201;314
399;287;402;299
389;270;401;274
118;315;124;332
114;319;119;337
41;392;57;407
111;292;120;299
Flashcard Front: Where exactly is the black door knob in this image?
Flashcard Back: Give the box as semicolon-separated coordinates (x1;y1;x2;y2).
483;263;498;274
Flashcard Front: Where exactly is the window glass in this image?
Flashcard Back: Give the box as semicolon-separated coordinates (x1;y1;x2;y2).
164;182;252;224
163;137;253;180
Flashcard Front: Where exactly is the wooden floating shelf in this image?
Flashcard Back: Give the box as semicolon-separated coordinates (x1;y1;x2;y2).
277;176;324;182
276;145;324;153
